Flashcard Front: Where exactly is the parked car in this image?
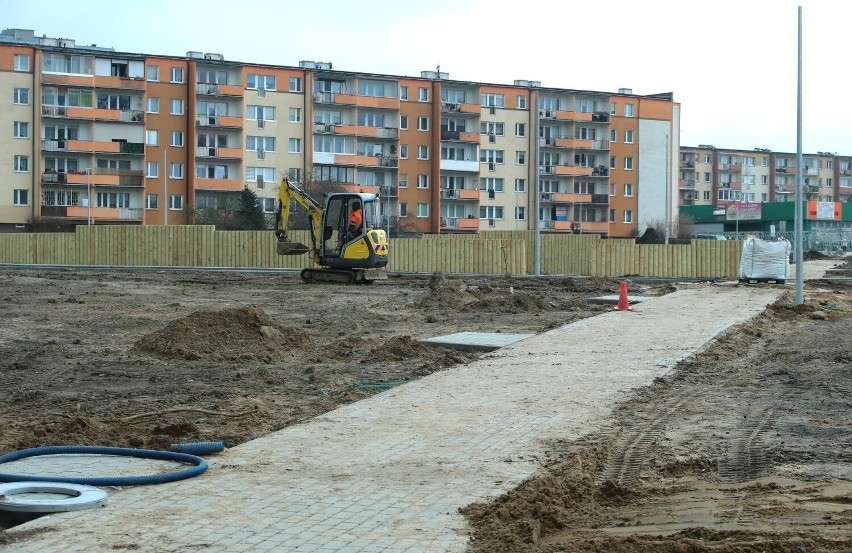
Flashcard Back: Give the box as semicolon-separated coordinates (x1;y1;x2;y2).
693;233;728;240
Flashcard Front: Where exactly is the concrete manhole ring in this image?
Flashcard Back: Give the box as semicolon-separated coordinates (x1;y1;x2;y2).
0;481;108;513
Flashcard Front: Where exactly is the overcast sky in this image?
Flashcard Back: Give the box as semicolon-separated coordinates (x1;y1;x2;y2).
2;0;846;155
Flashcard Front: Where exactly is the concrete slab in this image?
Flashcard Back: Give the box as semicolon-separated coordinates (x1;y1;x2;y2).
419;331;535;352
587;294;654;305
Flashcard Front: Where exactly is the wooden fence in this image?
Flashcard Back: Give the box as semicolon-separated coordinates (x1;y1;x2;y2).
0;226;742;279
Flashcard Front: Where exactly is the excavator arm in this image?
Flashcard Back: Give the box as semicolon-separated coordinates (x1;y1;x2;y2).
274;178;323;263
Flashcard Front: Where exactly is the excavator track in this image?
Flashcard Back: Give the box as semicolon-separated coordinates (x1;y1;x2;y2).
300;268;387;284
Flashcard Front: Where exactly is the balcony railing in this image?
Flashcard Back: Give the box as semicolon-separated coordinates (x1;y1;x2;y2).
379;186;398;198
591;166;609;177
591;112;609;123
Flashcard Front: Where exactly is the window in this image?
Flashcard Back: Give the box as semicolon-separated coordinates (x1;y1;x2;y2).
515;206;526;220
418;87;428;102
417;145;429;160
170;67;184;83
146;65;159;82
247;74;276;91
247;167;275;186
624;130;634;143
703;191;711;201
610;183;617;196
417;174;429;189
624;183;634;197
169;163;184;179
146;130;159;146
96;192;130;208
288;107;301;123
481;93;505;108
743;156;755;166
289;77;302;92
170;99;184;115
13;88;29;105
14;54;30;71
761;193;768;202
624;157;634;170
479;206;504;220
624;103;635;117
147;97;159;113
480;149;504;164
610;129;617;142
761;157;769;167
169;131;184;147
704;154;711;164
358;112;385;127
609;209;616;223
481;122;504;136
623;210;633;223
480;178;504;192
400;115;408;130
13;122;29;138
247;136;276;152
399;174;408;188
170;195;183;210
399;86;408;100
13;189;28;206
610;156;617;169
288;138;301;153
399;202;409;217
400;144;408;159
247;105;276;121
417;116;429;131
516;95;527;109
514;123;526;137
610;102;617;115
515;178;526;192
146;161;159;178
742;175;755;185
146;194;158;209
417;203;429;217
259;198;276;213
515;151;526;165
13;156;29;172
704;172;711;182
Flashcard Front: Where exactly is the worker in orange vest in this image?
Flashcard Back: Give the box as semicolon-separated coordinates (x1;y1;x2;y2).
348;201;363;236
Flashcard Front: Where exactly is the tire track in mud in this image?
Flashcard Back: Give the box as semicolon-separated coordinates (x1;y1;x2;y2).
599;387;700;485
717;393;788;484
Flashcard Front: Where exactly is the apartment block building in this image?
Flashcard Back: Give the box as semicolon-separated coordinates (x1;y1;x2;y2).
680;145;852;207
0;28;681;237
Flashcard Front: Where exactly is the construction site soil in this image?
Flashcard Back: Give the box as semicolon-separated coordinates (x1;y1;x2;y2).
1;262;851;551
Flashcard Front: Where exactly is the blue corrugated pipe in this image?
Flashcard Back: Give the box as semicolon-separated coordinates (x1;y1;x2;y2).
0;445;208;486
170;441;224;455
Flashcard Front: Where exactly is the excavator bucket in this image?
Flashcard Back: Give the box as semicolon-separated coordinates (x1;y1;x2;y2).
277;239;310;256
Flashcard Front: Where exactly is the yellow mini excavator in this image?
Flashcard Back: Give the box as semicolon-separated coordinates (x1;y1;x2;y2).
274;177;389;283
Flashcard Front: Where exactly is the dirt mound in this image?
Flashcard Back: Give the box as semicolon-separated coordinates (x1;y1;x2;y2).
134;306;311;362
803;250;832;261
462;291;554;313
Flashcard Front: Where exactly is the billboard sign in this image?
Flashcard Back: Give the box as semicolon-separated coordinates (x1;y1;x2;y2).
807;201;841;220
725;202;762;221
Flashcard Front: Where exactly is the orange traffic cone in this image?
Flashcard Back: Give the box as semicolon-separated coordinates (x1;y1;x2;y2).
614;281;633;311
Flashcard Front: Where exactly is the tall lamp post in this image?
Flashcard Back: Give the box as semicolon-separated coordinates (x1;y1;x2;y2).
86;168;92;225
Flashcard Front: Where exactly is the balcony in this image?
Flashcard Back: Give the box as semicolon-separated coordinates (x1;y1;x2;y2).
41;170;143;186
440;159;479;172
680;161;695;169
41;73;94;87
196;83;244;97
41;205;144;221
440;216;479;231
313;92;356;105
334;125;398;139
718;163;742;172
440;188;479;200
94;75;146;90
440;130;478;143
591;112;609;123
679;179;696;189
42;139;143;155
718;181;742;190
379;185;398;198
196;146;243;160
775;184;795;193
194;178;244;192
197;115;242;128
354;95;398;110
41;106;144;122
441;102;479;115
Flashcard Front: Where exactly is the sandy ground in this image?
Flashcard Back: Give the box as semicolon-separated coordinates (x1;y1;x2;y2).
1;259;851;551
